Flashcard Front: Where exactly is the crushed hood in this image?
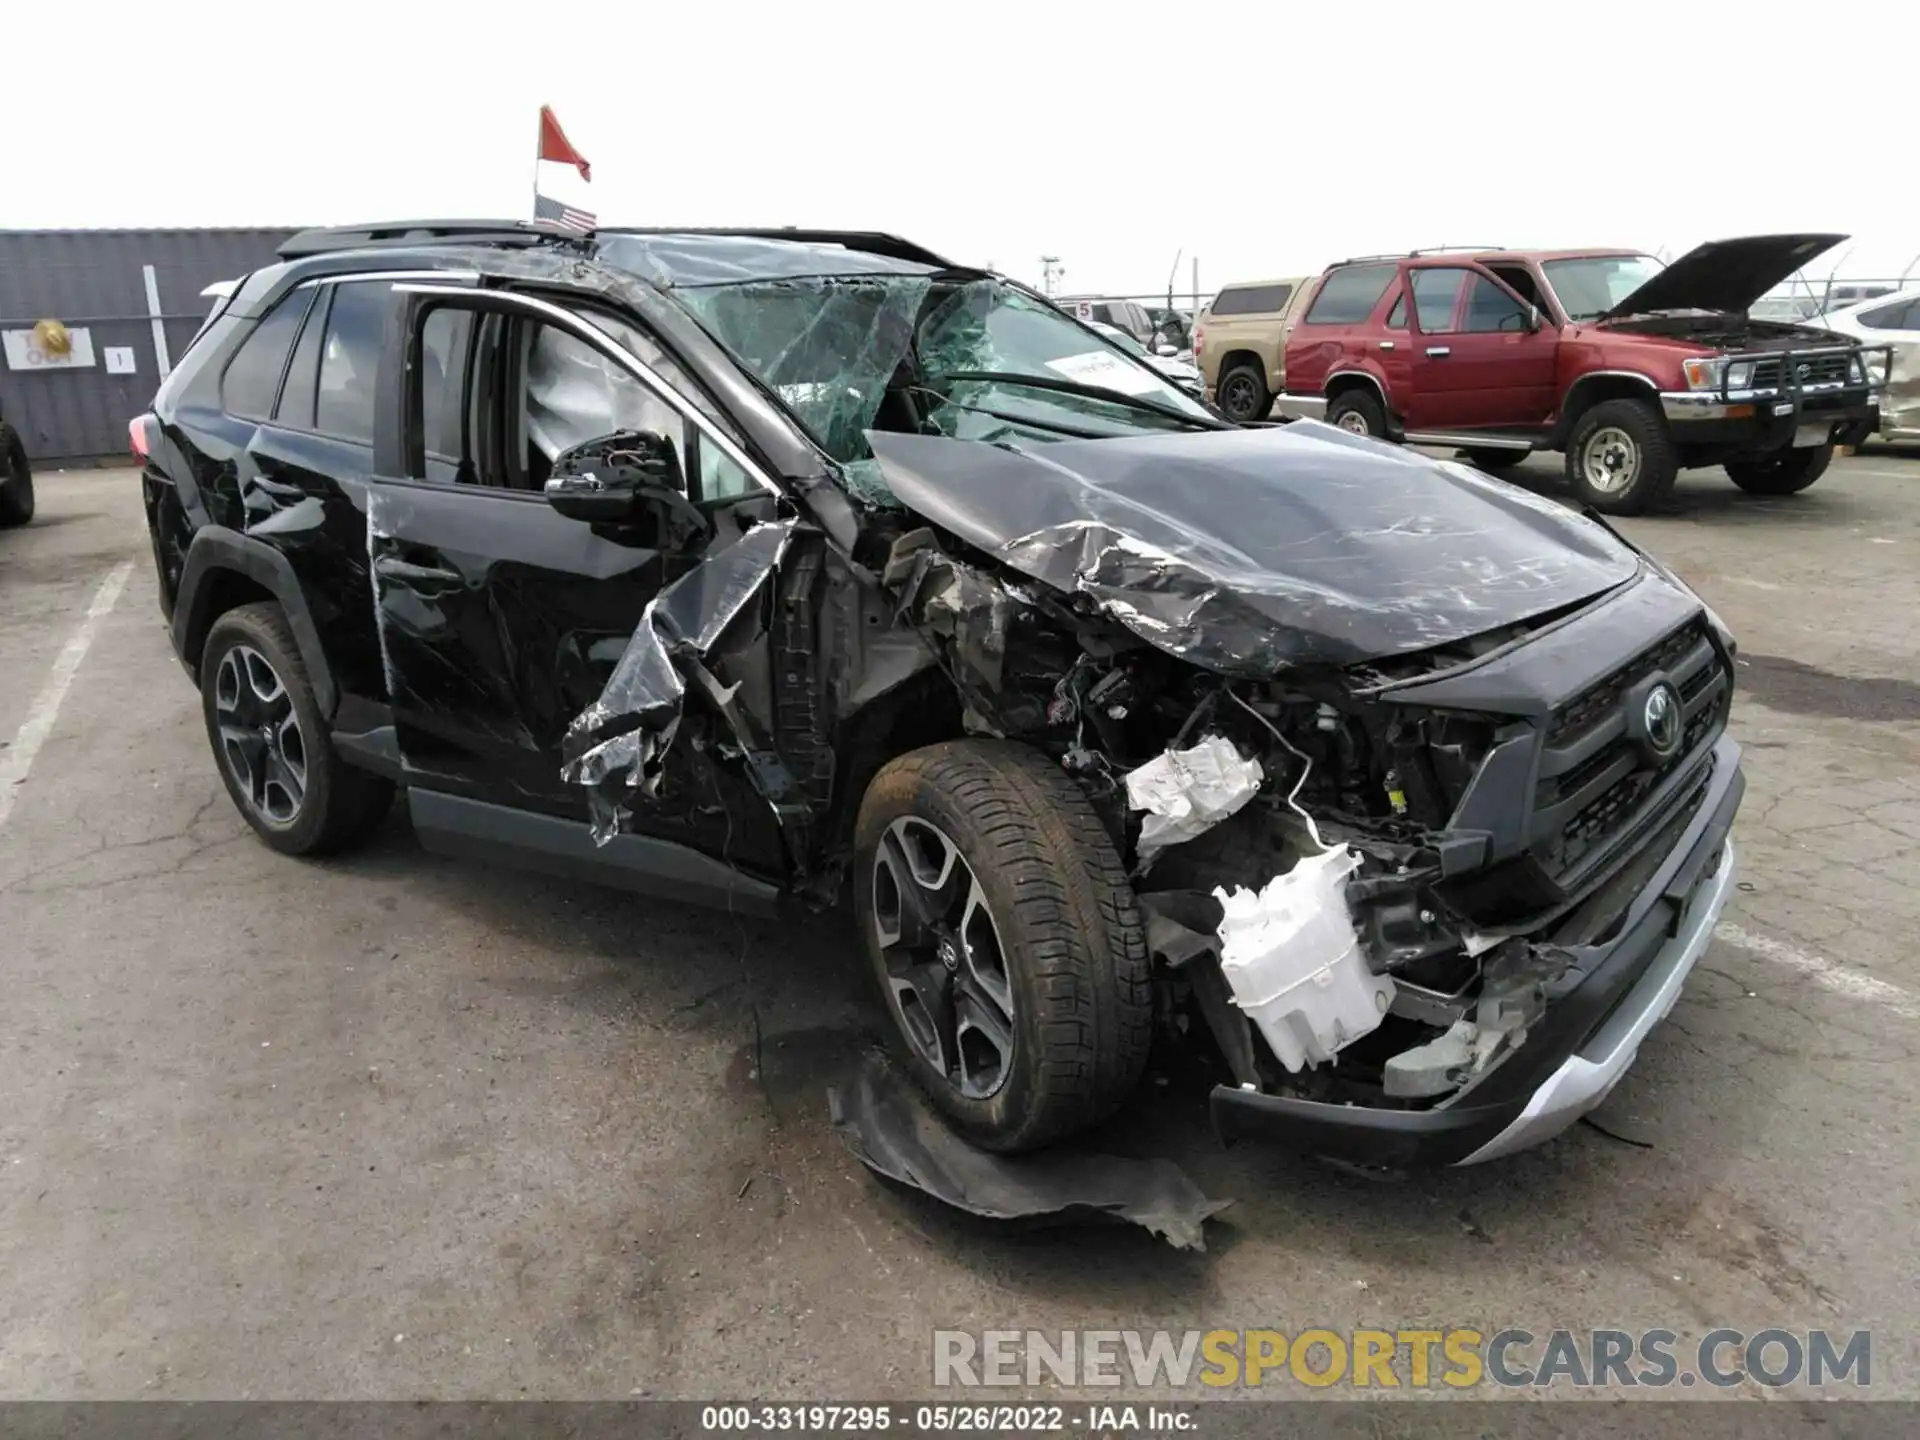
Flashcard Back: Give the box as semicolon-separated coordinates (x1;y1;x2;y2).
1600;233;1847;320
865;423;1639;673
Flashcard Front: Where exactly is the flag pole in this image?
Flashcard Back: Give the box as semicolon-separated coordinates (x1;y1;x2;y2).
531;108;543;221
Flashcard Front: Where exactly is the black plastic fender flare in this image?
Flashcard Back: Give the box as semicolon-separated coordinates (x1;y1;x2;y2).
171;526;340;717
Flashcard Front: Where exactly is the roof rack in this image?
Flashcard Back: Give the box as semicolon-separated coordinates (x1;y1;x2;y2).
1330;245;1509;267
596;226;954;270
276;219;581;260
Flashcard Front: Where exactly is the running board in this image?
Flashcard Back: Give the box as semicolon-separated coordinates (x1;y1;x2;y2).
408;789;784;917
1403;431;1536;451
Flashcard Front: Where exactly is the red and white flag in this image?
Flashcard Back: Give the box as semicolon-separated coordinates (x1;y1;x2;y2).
537;105;591;181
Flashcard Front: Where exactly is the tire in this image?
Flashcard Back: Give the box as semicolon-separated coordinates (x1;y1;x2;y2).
854;740;1152;1152
1327;388;1388;439
1564;397;1676;514
200;602;393;856
1463;447;1527;471
1216;362;1271;424
1725;443;1833;496
0;423;32;528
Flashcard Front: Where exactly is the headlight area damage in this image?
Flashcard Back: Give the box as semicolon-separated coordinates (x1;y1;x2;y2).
557;418;1743;1234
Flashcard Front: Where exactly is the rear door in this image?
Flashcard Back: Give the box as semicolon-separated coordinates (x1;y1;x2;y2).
364;285;789;870
1286;264;1395;396
1403;262;1558;430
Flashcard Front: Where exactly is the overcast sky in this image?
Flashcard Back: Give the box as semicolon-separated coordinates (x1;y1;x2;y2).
15;2;1918;299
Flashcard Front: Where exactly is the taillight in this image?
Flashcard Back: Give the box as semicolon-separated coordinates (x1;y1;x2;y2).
1193;323;1205;356
129;414;153;460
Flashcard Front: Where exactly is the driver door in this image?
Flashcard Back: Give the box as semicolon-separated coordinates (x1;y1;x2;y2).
365;284;787;871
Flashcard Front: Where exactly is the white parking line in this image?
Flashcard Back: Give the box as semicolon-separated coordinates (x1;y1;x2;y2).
0;560;134;834
1714;922;1920;1020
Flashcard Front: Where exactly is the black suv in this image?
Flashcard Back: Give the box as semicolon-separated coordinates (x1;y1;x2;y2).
136;220;1744;1166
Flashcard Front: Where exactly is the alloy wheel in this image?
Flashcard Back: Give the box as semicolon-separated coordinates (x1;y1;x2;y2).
1581;425;1640;493
214;645;307;827
870;816;1016;1099
1220;373;1259;420
1336;409;1372;436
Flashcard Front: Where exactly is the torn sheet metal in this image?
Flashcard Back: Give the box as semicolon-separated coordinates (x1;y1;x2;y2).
829;1055;1231;1251
562;519;797;843
1879;336;1920;438
1214;847;1393;1072
864;425;1639;673
1124;735;1264;867
882;530;1018;732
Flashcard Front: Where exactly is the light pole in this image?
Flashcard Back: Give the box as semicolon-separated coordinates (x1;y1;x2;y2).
1039;256;1064;296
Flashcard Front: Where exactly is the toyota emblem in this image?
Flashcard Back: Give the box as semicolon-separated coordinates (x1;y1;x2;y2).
1796;362;1811;380
1643;683;1682;758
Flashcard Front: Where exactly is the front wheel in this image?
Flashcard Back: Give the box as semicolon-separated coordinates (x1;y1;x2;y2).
1564;398;1677;514
854;741;1151;1153
200;602;394;856
1725;444;1833;496
0;423;32;528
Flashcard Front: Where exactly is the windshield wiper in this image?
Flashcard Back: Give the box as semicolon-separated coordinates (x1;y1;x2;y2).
930;370;1227;430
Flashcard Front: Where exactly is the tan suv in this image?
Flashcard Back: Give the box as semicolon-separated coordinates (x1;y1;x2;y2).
1194;277;1314;422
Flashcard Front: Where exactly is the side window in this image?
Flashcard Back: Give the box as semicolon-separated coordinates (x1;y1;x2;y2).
275;286;328;429
1303;265;1394;324
1385;290;1407;329
1411;268;1470;333
315;281;389;444
525;325;687;489
697;442;760;503
220;292;312;421
1461;275;1531;333
1858;298;1911;330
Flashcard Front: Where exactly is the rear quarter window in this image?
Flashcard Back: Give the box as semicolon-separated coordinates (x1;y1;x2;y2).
1303;265;1395;325
1210;283;1294;317
219;292;314;421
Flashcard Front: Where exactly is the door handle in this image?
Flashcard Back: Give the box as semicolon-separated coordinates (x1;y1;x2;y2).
1377;341;1396;351
1426;346;1451;358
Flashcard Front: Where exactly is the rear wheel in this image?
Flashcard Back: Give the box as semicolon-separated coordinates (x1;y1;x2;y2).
1564;398;1676;514
1216;362;1271;423
854;740;1151;1152
0;423;32;528
1725;443;1832;496
1327;389;1387;439
200;602;394;856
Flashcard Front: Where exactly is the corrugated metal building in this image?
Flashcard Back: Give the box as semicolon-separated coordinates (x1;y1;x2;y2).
0;228;297;461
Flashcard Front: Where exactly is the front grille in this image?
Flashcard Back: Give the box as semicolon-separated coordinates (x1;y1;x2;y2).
1547;620;1704;750
1533;618;1730;879
1750;351;1853;389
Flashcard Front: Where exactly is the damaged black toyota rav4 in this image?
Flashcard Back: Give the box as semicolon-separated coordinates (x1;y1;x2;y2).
137;221;1743;1168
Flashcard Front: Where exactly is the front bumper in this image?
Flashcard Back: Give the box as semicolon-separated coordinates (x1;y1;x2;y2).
1661;388;1879;451
1210;736;1744;1167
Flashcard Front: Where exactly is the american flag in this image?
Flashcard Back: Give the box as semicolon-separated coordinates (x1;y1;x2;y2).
535;193;596;233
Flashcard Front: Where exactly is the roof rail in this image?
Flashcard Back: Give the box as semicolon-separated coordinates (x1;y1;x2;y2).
276;219;581;260
596;226;954;270
1329;245;1509;268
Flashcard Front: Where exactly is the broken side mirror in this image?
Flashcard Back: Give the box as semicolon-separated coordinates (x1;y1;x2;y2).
1153;338;1179;356
544;430;709;551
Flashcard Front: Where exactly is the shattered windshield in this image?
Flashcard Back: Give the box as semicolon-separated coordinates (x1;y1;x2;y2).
1542;254;1665;321
672;273;1215;502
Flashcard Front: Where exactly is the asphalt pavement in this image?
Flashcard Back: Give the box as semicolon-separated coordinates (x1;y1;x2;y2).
2;452;1917;1400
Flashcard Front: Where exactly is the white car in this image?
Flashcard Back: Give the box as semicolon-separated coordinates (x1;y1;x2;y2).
1086;319;1203;391
1818;288;1920;441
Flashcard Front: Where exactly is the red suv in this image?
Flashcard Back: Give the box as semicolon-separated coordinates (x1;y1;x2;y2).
1279;235;1887;513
